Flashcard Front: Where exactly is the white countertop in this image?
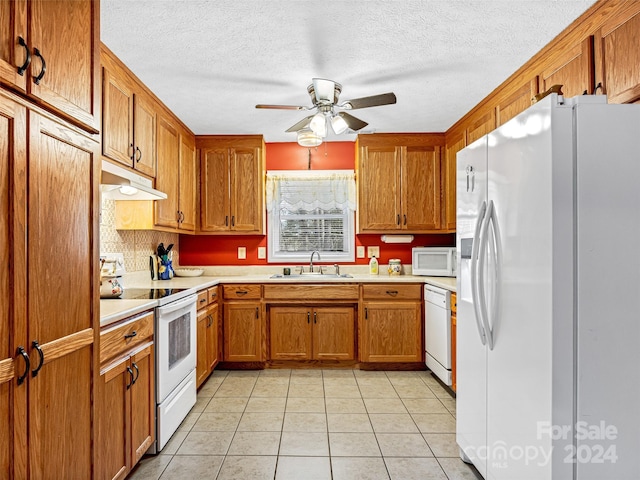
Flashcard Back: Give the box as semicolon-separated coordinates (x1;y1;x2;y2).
100;266;456;327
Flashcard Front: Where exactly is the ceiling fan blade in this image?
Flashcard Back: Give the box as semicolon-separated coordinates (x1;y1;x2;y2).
312;78;337;103
338;112;368;131
343;92;397;110
285;115;314;133
255;104;308;110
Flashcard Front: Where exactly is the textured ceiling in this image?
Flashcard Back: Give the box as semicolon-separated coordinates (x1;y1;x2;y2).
101;0;596;143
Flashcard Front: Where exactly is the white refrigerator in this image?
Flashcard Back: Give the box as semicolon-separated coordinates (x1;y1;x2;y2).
456;93;640;480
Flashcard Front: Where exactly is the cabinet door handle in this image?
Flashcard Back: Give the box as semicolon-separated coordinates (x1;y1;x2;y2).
31;340;44;378
124;331;137;339
386;290;398;297
225;215;229;226
131;362;140;385
16;346;30;386
314;311;317;324
403;214;407;225
126;367;134;389
231;216;235;227
396;214;400;225
32;47;46;85
365;308;368;320
307;312;310;324
17;36;31;75
135;146;142;163
255;307;259;319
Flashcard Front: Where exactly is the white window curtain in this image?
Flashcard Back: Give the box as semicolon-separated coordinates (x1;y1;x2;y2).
266;170;356;214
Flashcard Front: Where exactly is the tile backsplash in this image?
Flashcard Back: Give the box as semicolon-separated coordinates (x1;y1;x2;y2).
100;198;179;272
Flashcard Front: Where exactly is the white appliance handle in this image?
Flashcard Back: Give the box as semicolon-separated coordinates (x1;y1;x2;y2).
486;202;502;350
157;294;197;315
477;200;494;350
470;200;488;345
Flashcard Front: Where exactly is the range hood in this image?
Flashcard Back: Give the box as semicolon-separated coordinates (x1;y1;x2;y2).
101;161;167;201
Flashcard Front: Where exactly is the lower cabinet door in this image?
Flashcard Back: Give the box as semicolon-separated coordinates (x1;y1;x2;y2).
313;307;355;360
223;302;263;362
361;302;422;362
129;344;155;464
97;358;129;480
196;309;209;387
207;303;220;371
269;307;312;360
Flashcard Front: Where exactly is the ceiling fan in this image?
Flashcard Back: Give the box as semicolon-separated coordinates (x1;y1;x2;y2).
256;78;396;144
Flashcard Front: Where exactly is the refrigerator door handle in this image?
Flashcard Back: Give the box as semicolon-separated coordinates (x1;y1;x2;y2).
487;202;502;350
470;200;488;345
477;200;495;350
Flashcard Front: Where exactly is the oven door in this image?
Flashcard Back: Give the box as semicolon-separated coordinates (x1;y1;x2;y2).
156;294;197;402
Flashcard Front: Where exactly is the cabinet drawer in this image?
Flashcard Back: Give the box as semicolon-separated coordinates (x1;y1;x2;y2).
208;286;219;303
263;284;359;301
223;284;262;300
362;284;422;300
197;290;209;309
100;311;154;364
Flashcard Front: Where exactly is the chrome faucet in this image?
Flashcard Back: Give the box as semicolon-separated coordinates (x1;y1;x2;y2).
310;251;321;273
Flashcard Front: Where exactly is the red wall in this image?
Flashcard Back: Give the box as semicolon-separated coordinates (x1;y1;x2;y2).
179;141;455;266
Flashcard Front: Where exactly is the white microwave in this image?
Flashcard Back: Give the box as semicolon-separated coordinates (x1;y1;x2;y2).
411;247;456;277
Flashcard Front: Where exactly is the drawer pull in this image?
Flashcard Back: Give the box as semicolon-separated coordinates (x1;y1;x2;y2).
31;340;44;378
16;346;30;386
386;290;399;296
124;331;137;339
236;290;248;296
211;292;217;298
199;298;207;304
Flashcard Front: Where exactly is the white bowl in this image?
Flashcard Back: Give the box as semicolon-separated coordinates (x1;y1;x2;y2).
173;268;204;277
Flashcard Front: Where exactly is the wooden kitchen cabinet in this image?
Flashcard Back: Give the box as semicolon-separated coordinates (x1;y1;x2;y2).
223;284;264;362
197;287;219;387
539;37;594;98
101;47;157;178
360;284;423;363
97;312;155;480
198;135;265;234
451;293;457;392
356;134;444;233
0;90;99;479
269;306;355;361
466;109;496;145
496;78;538;127
443;130;465;232
0;0;100;132
594;2;640;104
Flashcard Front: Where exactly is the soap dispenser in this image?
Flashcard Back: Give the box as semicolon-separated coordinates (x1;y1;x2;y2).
369;255;379;275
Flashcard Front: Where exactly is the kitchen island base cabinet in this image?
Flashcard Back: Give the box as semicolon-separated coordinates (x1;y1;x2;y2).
269;306;355;361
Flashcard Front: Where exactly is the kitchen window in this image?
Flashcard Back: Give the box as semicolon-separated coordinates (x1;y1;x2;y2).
266;170;356;263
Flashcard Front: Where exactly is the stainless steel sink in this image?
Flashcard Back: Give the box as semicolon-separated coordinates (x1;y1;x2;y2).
269;273;353;279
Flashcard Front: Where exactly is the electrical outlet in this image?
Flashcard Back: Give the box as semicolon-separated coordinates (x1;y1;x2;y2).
257;246;266;259
237;247;246;260
356;246;365;258
368;246;380;258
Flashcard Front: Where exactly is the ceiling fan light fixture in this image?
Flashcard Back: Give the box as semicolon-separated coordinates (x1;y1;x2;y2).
309;112;327;137
331;114;349;134
297;128;323;147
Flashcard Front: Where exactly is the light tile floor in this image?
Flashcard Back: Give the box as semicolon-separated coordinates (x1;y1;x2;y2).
129;369;482;480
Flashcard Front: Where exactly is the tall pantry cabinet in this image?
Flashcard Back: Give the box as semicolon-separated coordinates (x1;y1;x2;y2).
0;1;100;478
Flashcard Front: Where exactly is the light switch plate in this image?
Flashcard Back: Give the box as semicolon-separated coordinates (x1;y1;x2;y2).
367;246;380;258
237;247;246;260
357;246;365;258
257;246;266;259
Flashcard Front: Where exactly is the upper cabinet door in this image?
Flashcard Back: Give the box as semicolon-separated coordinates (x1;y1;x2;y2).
102;66;134;166
178;131;196;232
27;0;99;132
443;131;466;231
0;0;27;92
539;37;594;98
402;146;441;231
200;147;231;232
230;147;263;233
594;3;640;104
155;114;180;229
358;145;402;231
133;94;157;178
